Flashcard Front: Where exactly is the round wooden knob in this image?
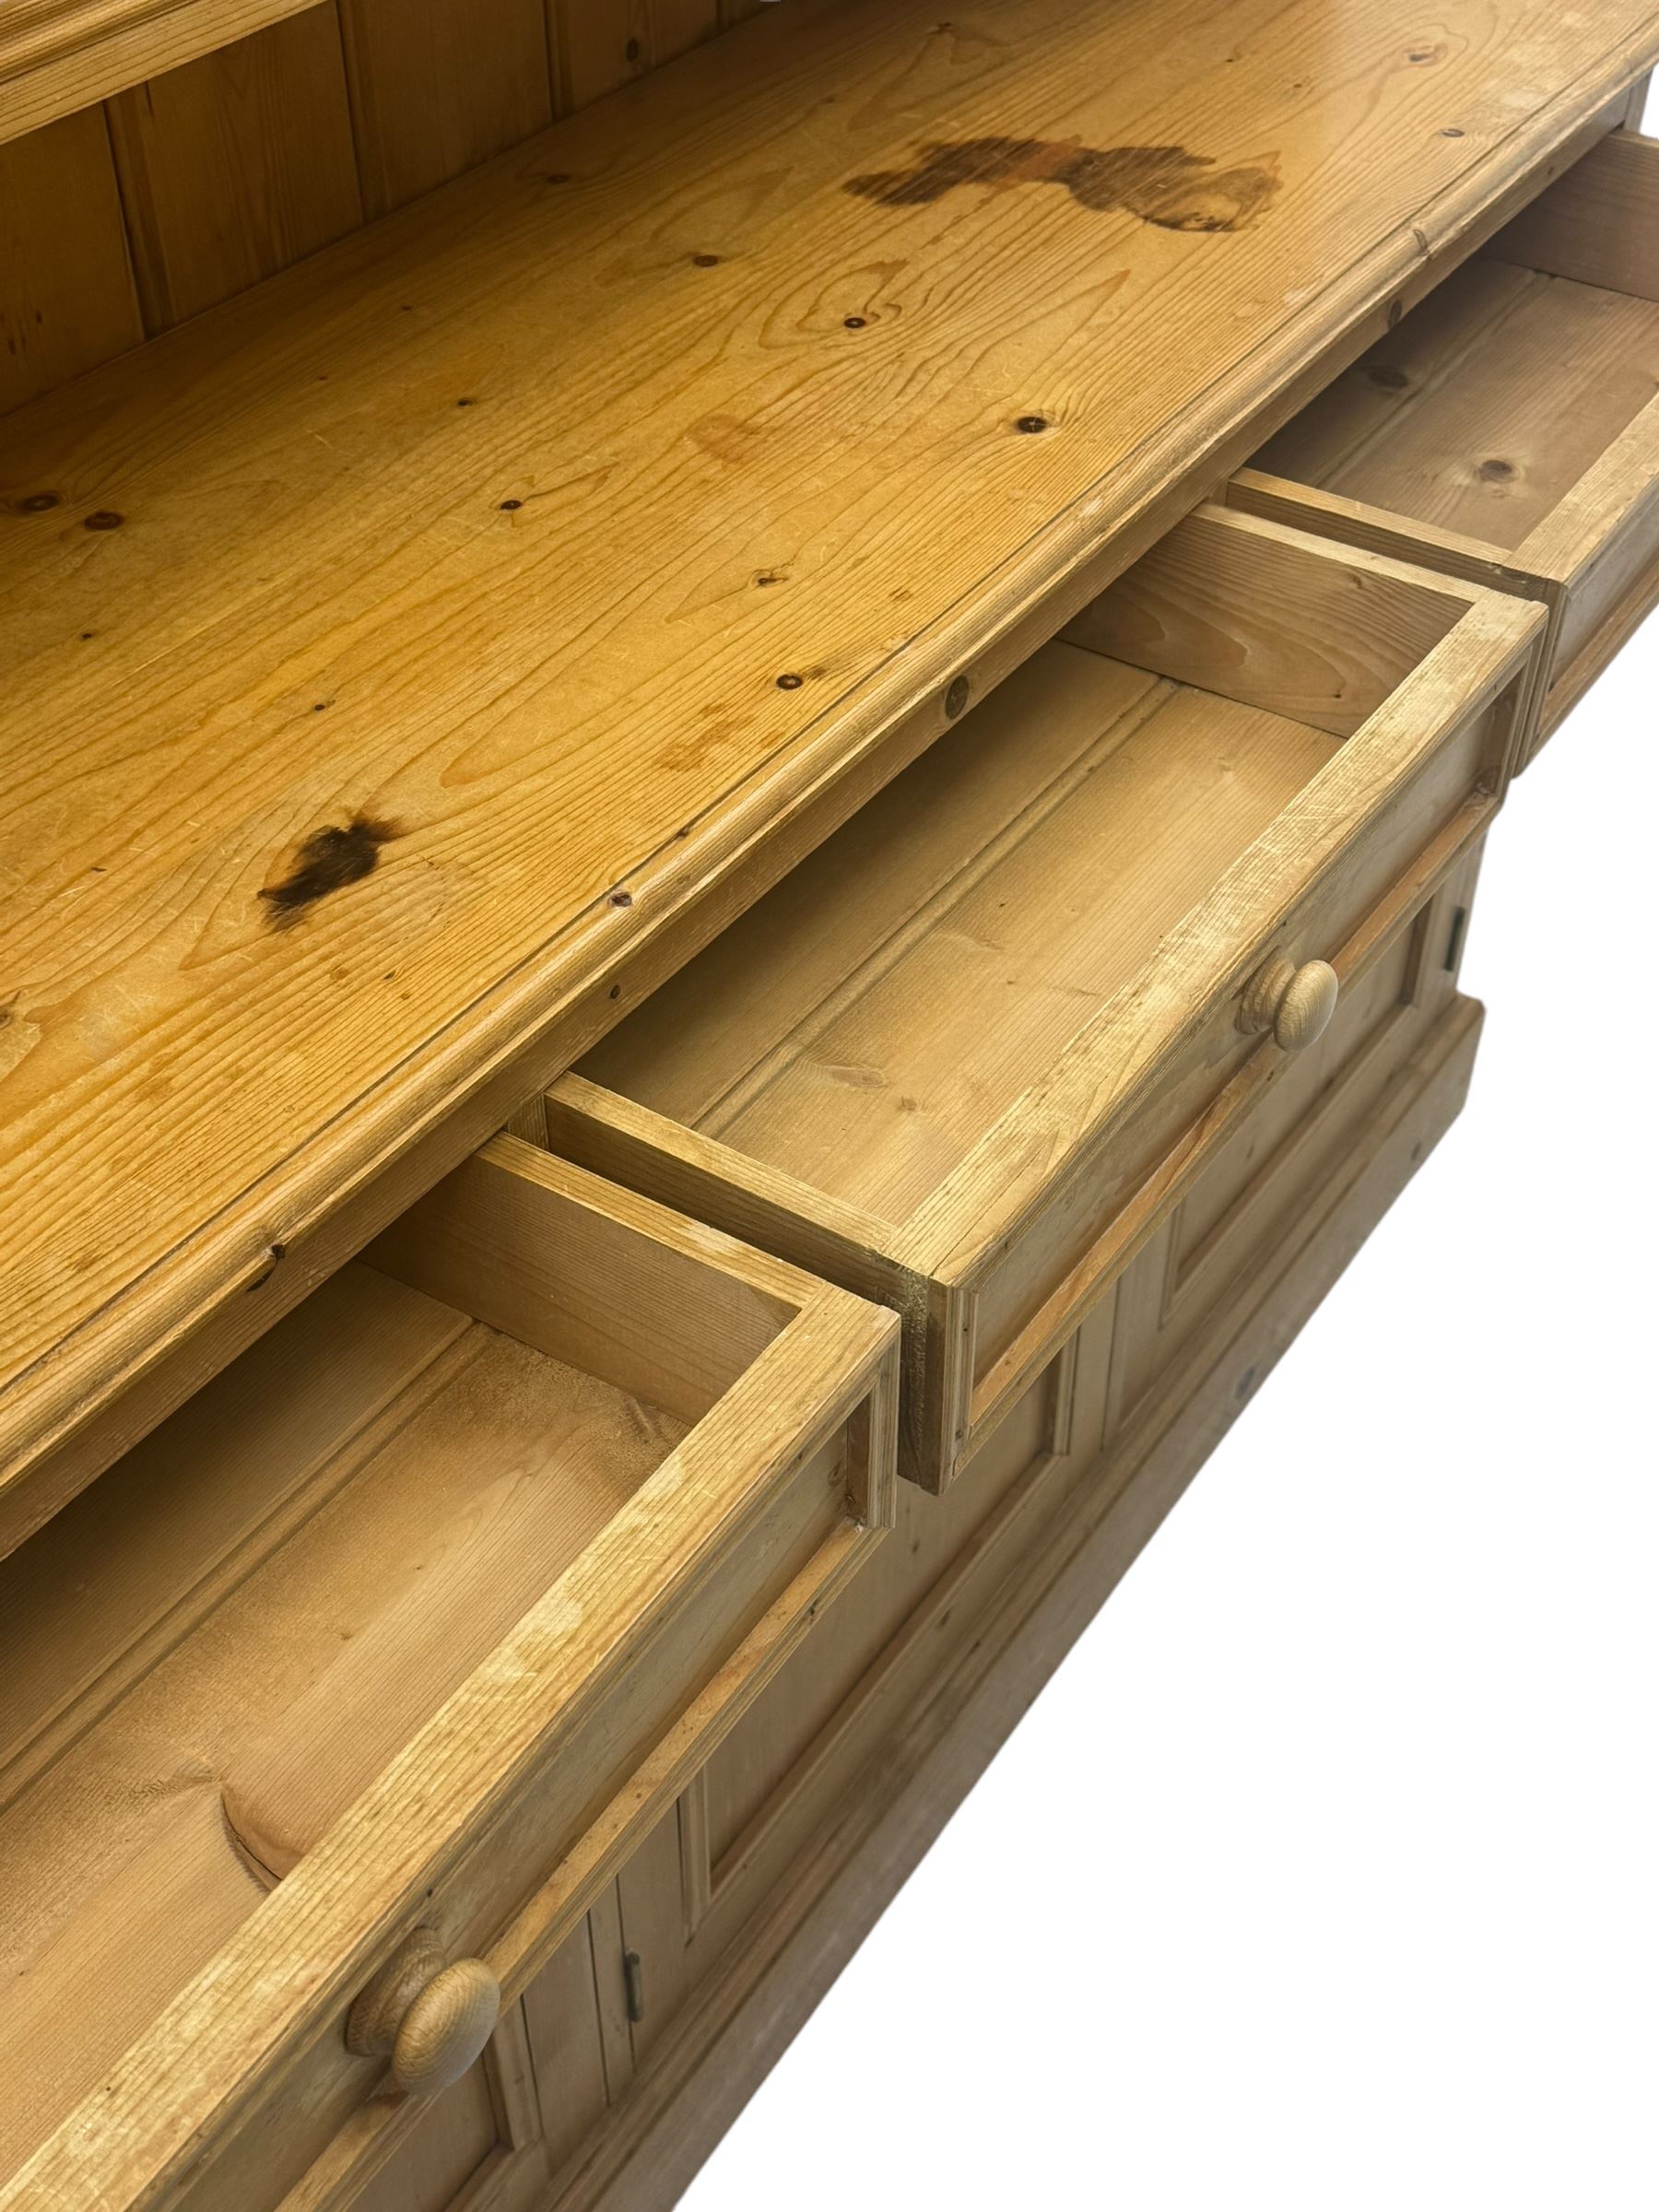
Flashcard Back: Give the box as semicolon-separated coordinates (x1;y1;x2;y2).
347;1929;500;2097
1240;955;1338;1053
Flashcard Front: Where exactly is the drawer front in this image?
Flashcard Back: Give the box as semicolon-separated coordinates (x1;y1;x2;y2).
1;1158;897;2212
550;510;1537;1495
1108;847;1483;1426
1236;128;1659;763
330;2004;548;2212
341;1812;692;2212
555;1300;1123;2097
204;1432;888;2212
951;554;1522;1468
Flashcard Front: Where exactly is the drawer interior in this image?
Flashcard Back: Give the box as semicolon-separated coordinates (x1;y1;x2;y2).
1240;127;1659;741
578;510;1482;1230
0;1140;802;2184
1253;241;1659;556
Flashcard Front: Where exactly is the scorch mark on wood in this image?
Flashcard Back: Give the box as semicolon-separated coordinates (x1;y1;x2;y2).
260;814;403;929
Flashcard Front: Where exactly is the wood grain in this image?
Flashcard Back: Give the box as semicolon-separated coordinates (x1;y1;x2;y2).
0;1139;896;2207
556;508;1536;1485
0;0;1650;1521
0;104;139;409
521;1921;611;2181
0;0;324;145
343;2064;500;2212
1254;259;1659;552
338;0;552;218
107;6;362;331
1491;123;1659;293
547;994;1485;2212
365;1139;794;1421
4;0;749;390
1240;127;1659;759
0;1264;467;1808
550;0;652;110
649;0;720;66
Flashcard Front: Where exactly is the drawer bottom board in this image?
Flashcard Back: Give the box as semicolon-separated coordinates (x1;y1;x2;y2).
514;991;1482;2212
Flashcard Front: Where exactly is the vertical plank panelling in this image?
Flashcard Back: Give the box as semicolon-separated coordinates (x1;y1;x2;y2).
585;1881;636;2103
106;7;362;334
550;0;653;113
614;1804;693;2066
0;105;139;412
521;1917;612;2181
339;0;553;219
0;0;763;423
651;0;723;66
550;0;723;115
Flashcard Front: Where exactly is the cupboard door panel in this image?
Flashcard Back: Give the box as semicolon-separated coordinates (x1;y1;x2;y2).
345;2005;545;2212
614;1806;694;2069
346;2070;500;2212
1107;848;1483;1432
514;1811;689;2189
680;1300;1116;1970
522;1917;611;2184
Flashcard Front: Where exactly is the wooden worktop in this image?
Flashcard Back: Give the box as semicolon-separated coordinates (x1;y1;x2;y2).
1;0;1654;1537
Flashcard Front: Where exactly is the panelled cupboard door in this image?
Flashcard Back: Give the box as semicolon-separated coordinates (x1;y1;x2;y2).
1105;844;1487;1440
519;1914;613;2193
552;507;1542;1491
509;1814;689;2199
664;1305;1117;1996
504;935;1494;2212
1237;129;1659;762
338;2003;547;2212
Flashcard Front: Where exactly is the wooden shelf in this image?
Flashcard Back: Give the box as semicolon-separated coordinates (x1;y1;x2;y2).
0;0;317;144
0;0;1654;1535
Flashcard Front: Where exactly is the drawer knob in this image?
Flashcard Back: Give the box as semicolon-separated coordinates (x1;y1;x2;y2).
347;1928;500;2097
1241;955;1338;1053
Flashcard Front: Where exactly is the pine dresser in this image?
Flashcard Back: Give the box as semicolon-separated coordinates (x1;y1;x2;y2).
1;1;1655;2205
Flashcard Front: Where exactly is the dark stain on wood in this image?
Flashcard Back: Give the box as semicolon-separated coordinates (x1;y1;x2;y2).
261;814;402;929
846;138;1280;232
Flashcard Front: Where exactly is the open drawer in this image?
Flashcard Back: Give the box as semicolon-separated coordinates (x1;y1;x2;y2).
1234;128;1659;764
548;506;1540;1490
0;1143;896;2212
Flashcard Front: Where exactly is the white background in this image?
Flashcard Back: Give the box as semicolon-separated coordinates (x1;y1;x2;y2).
685;161;1659;2212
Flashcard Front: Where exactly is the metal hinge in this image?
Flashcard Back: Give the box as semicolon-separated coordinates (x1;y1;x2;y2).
1443;903;1469;972
623;1947;645;2024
